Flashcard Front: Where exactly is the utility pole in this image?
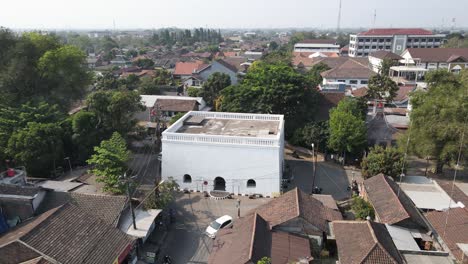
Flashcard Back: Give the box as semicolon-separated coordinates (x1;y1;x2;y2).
311;143;317;194
64;157;72;172
123;173;137;230
236;199;241;218
336;0;342;33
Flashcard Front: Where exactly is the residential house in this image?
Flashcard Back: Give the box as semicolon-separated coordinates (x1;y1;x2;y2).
294;39;340;54
243;51;264;60
162;111;284;197
399;48;468;73
246;188;342;238
333;221;405;264
349;28;445;57
209;213;313;264
173;61;208;79
320;58;375;89
426;208;468;264
369;50;403;73
362;174;428;231
181;51;213;60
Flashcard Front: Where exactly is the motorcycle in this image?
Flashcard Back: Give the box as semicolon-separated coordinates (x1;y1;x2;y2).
162;255;172;264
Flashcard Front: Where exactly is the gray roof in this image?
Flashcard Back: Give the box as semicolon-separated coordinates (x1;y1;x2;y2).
0;184;43;197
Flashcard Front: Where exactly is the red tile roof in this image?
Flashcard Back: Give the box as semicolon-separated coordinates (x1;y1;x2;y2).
358;28;433;36
297;39;337;44
406;48;468;63
320;59;374;79
334;221;404;264
369;50;403;60
426;208;468;263
173;61;207;76
352;87;369;98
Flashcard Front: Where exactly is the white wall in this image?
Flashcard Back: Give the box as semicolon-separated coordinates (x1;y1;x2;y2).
322;78;368;89
161;141;282;197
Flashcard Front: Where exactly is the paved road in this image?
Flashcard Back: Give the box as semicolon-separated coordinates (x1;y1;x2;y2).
158;193;269;264
286;158;352;201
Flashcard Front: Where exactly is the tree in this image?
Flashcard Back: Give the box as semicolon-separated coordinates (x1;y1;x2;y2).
170;112;186;125
133;58;155;69
379;58;397;76
260;50;292;65
70;111;101;164
351;196;375;220
143;177;179;209
305;62;331;87
119;74;140;90
269;41;279;50
290;121;329;152
218;62;319;134
257;257;271;264
187;87;202;97
96;72;119;90
367;73;399;102
361;146;406;179
139;76;160;95
7;122;64;177
87;132;130;194
407;70;468;173
328;98;367;160
203;72;231;106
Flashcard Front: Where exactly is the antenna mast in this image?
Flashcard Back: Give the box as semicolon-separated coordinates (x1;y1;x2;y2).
373;9;377;28
337;0;342;33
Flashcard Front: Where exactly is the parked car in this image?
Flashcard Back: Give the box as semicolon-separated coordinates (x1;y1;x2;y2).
205;215;233;238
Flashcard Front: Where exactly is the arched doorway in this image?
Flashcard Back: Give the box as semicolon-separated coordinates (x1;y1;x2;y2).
214;177;226;191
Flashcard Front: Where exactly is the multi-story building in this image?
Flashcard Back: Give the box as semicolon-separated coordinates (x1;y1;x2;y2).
349;28;445;57
294;39;340;53
161;111;284;197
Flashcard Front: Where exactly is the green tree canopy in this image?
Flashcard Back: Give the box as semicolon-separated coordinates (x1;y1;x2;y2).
351;196;375;220
290;121;329;153
133;58;155;69
202;72;231;106
407;70;468;173
87;132;130;194
367;73;399;102
305;62;331;87
361;146;406;179
328;98;367;159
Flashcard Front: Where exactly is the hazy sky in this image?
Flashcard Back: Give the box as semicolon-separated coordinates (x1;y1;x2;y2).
1;0;467;29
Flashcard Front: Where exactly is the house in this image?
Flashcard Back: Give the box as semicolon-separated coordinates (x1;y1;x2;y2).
333;221;405;264
183;59;240;87
369;50;403;73
399;48;468;73
362;174;428;231
349;28;445;57
426;208;468;264
181;51;213;60
246;188;342;237
209;213;313;264
293;39;340;53
137;95;207;124
315;92;345;121
0;203;135;264
340;45;349;57
320;58;375;89
392;85;416;108
243;51;264;60
173;61;208;79
161;111;284;197
366;111;408;147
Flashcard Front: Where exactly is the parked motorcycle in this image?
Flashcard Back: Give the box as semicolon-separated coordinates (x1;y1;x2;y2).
162;255;172;264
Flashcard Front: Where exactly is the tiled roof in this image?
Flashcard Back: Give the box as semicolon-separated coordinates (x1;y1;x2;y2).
426;208;468;263
352;87;369;98
369;50;403;60
364;174;427;229
0;241;41;264
321;59;374;79
334;221;404;264
436;180;468;207
297;39;337;44
394;85;416;102
406;48;468;63
173;61;207;76
247;188;342;234
209;213;312;264
358;28;433;36
216;59;240;73
0;184;43;197
0;203;134;264
221;56;249;72
36;191;128;227
316;92;346;121
155;98;199;112
181;52;212;58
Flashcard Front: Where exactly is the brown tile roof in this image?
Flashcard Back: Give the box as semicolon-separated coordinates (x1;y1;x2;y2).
394;85;416;102
222;56;249;71
0;241;41;264
216;59;239;73
321;59;374;79
36;191;128;227
247;188;342;234
358;28;433;36
426;208;468;263
406;48;468;63
0;203;134;264
334;221;404;264
436;180;468;207
364;174;427;229
173;61;207;76
0;184;42;197
369;50;403;60
316;92;345;121
181;52;212;58
352;87;369;98
155;98;199;112
209;213;312;264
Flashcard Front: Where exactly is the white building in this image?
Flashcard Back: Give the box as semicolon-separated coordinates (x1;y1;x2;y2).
161;111;284;197
294;39;340;53
349;28;445;57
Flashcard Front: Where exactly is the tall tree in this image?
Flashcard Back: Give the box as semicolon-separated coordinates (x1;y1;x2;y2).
407;70;468;173
361;146;406;179
202;72;231;106
87;132;130;194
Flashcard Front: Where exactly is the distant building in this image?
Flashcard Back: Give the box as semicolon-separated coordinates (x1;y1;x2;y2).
368;50;402;73
399;48;468;73
293;39;340;53
161;111;284;197
173;61;208;79
320;58;374;89
349;28;445;57
183;59;241;87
